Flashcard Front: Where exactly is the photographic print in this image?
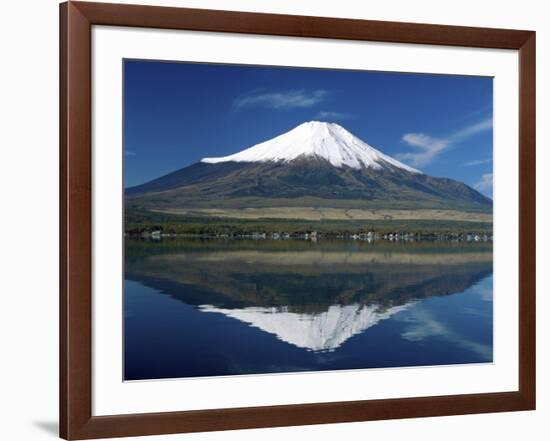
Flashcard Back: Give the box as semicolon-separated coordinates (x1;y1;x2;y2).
123;60;493;381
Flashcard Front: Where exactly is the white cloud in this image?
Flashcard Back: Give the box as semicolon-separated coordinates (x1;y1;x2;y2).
234;89;328;110
464;158;492;167
400;309;447;341
399;308;492;359
124;150;136;157
316;111;353;121
477;286;493;302
474;173;493;195
397;117;493;168
396;134;449;167
452;118;493;140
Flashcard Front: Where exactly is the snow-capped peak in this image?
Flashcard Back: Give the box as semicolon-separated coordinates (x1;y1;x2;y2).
199;302;414;352
201;121;420;173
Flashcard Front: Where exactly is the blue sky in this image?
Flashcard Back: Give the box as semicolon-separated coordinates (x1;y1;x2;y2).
124;59;493;196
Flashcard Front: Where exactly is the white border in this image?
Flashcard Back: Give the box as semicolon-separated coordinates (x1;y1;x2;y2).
92;26;519;417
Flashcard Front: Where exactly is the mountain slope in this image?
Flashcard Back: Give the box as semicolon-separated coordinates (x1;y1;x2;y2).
199;303;413;352
201;120;420;173
126;121;492;213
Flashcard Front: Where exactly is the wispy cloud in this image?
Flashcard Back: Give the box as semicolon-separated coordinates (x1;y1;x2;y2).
233;89;328;110
397;134;449;167
452;118;493;139
474;173;493;196
315;111;353;121
396;117;493;168
124;150;136;157
477;285;493;302
464;158;492;167
399;308;492;359
454;104;493;123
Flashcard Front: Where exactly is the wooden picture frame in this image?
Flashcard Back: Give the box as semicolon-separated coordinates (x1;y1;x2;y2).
59;1;536;439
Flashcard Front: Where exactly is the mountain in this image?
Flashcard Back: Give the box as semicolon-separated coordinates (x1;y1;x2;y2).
201;120;420;172
199;303;413;352
125;239;493;351
126;121;492;213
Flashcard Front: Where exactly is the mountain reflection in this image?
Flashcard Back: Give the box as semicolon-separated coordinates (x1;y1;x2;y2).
125;239;492;352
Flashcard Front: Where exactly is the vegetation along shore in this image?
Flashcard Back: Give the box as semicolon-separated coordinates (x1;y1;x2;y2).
125;208;492;242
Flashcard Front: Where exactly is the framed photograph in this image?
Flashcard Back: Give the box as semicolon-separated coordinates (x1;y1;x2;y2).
60;1;536;439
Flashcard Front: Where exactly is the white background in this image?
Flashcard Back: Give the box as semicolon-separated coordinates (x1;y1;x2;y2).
0;0;548;439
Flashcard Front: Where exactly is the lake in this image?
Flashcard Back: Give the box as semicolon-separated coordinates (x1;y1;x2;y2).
124;238;493;380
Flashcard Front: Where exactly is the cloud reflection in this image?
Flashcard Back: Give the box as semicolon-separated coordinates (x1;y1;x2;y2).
399;307;492;360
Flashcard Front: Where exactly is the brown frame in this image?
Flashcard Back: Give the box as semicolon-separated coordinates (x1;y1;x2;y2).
59;1;536;439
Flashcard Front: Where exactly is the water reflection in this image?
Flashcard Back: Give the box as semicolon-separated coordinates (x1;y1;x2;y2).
198;303;413;352
125;239;493;379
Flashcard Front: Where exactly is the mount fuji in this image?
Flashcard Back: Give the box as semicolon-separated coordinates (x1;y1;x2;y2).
126;121;492;212
201;121;420;173
199;303;414;352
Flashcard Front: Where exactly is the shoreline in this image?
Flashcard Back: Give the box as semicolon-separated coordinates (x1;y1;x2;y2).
127;231;493;243
125;208;493;242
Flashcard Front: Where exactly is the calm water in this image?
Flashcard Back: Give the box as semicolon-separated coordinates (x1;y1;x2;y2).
124;239;493;380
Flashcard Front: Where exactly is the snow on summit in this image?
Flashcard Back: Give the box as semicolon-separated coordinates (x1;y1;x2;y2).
199;302;414;352
201;121;420;173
